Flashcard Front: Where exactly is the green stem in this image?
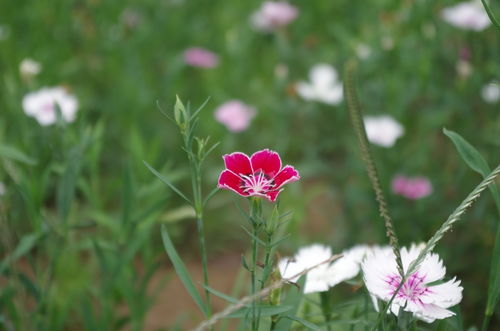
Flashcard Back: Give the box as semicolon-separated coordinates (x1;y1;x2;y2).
197;216;211;317
320;291;333;331
344;61;404;277
249;198;262;331
481;0;500;31
251;224;258;331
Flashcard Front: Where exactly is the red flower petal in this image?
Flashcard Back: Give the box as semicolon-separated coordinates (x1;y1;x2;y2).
265;189;282;202
217;170;249;197
250;149;282;178
273;165;300;189
223;152;252;175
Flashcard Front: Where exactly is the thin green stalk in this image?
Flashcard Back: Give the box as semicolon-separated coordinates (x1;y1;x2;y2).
320;291;333;331
249;198;262;331
481;0;500;31
251;225;258;331
344;61;404;277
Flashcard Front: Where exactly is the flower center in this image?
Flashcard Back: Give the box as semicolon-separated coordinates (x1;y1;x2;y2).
41;101;55;114
386;272;429;302
240;171;274;194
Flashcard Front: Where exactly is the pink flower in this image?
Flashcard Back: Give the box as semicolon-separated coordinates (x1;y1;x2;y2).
214;100;256;132
218;149;300;202
392;175;433;200
183;47;219;68
251;1;298;32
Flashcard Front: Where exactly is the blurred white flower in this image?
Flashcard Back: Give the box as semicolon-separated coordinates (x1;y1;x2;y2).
279;244;371;294
481;81;500;103
251;1;298;32
355;44;372;60
214;100;256;132
364;115;404;148
363;243;463;323
456;59;472;78
22;87;78;126
296;64;343;105
0;182;5;196
441;1;491;31
19;58;42;78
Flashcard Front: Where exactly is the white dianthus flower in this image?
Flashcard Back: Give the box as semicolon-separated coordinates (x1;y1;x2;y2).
363;115;404;148
279;244;371;294
441;1;491;31
22;87;78;126
296;64;343;105
362;243;463;323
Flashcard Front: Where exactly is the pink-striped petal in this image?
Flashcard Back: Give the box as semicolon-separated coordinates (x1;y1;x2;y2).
217;170;248;197
223;152;252;176
273;165;300;189
250;149;282;178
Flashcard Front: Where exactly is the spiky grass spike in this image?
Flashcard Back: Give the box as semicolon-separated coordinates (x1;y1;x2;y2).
344;60;404;277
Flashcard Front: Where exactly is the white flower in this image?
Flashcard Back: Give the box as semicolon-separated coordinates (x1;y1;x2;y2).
481;81;500;104
22;87;78;126
456;60;472;78
296;64;343;105
19;58;42;78
279;244;371;294
364;115;404;148
362;243;463;323
355;44;372;60
441;1;491;31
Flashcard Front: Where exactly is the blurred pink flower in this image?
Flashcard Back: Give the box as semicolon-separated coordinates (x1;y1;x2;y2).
183;47;219;68
214;100;256;132
251;1;298;32
392;175;433;200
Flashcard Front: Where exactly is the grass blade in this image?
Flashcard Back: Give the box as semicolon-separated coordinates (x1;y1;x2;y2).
443;128;500;318
283;315;322;331
143;161;192;205
0;144;37;165
0;233;41;274
273;276;306;331
160;224;208;317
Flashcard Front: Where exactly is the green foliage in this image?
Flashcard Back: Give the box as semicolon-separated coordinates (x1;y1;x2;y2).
1;0;500;329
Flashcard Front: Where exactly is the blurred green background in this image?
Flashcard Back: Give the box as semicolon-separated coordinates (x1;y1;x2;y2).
1;0;499;330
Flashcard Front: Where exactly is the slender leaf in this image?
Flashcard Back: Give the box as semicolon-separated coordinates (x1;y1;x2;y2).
143;161;192;205
203;186;220;207
57;143;86;224
160;225;208;316
0;144;37;165
0;233;41;274
225;305;292;318
273;276;306;331
202;285;239;304
283;315;322;331
443;129;500;315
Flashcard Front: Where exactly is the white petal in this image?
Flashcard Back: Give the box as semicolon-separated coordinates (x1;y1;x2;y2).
423;278;463;308
310;64;337;87
296;82;317;100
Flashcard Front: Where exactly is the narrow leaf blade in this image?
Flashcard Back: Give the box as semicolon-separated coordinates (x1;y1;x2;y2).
160;225;208;316
144;161;192;205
